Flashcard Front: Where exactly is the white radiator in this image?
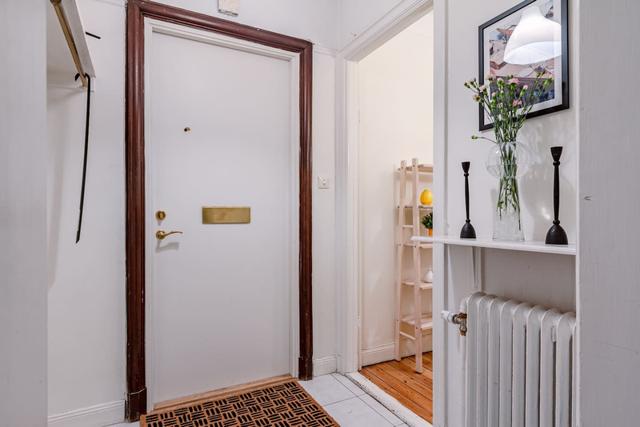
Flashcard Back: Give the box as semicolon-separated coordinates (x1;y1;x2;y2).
462;292;576;427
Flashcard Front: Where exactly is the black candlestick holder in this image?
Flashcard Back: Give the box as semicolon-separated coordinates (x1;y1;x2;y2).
460;161;476;239
545;146;568;245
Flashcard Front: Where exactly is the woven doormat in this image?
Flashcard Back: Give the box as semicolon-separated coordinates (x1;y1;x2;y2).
141;380;339;427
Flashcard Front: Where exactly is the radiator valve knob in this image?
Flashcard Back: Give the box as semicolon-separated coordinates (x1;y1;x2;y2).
442;310;467;336
454;313;468;336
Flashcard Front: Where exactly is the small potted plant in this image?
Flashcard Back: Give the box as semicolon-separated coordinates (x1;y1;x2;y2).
422;212;433;237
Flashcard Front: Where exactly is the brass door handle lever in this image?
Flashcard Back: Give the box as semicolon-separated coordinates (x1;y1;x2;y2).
156;230;183;240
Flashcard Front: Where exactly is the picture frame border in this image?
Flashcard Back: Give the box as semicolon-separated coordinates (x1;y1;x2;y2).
478;0;570;131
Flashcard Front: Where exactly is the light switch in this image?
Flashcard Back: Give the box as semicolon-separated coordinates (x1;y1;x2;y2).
218;0;239;16
317;176;330;190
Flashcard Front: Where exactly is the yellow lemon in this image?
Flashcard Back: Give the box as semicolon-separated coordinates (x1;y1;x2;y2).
420;188;433;206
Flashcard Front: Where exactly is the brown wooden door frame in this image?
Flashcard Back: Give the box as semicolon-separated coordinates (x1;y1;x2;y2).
125;0;313;420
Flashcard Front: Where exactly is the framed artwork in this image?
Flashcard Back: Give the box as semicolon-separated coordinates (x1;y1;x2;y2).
478;0;569;131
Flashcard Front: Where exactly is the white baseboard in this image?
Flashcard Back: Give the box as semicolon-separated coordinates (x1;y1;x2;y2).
313;355;337;376
48;400;125;427
361;343;396;366
361;339;433;367
47;359;337;427
47;359;336;427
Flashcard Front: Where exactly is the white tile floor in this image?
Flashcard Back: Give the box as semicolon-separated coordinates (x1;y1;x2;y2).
108;374;407;427
302;374;406;427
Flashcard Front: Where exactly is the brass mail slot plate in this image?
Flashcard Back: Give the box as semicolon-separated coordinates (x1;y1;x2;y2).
202;207;251;224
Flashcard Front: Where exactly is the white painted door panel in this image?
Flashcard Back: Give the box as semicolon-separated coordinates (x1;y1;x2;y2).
147;29;293;404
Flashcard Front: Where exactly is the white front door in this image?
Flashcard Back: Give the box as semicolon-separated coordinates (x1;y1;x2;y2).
145;21;298;405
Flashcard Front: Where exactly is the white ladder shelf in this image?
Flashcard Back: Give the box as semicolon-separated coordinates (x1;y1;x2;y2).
394;159;433;373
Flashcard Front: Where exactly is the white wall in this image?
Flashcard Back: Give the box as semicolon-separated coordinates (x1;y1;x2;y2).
0;1;48;426
442;0;579;328
47;0;338;423
357;13;434;365
154;0;338;50
312;49;338;376
442;0;579;424
47;0;127;422
445;1;577;245
578;0;640;425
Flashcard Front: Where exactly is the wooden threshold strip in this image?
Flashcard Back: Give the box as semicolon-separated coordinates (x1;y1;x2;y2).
153;374;293;412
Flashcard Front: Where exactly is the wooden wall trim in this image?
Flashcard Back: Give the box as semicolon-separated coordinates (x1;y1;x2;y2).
125;0;147;420
298;45;314;382
125;0;313;421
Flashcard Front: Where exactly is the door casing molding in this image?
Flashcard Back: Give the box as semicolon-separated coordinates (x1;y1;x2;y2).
125;0;313;421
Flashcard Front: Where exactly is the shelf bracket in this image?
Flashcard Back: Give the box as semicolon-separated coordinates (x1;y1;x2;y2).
472;246;483;292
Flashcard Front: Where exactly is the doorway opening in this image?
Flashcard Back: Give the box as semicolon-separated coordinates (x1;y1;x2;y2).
340;7;436;426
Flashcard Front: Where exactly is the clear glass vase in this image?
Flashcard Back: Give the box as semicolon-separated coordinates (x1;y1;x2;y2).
492;203;523;241
486;141;530;241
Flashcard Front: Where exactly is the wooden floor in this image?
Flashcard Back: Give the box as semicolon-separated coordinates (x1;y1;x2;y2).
359;352;433;423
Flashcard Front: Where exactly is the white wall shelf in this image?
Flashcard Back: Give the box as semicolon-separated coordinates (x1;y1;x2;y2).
48;0;96;86
411;235;576;256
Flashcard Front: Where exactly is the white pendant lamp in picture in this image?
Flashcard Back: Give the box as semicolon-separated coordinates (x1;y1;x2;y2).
504;5;561;65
